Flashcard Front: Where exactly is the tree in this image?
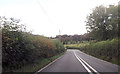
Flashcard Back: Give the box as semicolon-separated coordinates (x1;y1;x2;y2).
86;5;118;40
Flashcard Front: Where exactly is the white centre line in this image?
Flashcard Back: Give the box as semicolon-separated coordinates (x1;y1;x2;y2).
74;51;93;74
77;55;99;74
73;51;100;74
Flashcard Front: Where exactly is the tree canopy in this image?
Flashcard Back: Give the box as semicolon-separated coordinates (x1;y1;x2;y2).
86;5;118;40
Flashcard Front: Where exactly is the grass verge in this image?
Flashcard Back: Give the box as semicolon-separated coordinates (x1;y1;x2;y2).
15;51;65;73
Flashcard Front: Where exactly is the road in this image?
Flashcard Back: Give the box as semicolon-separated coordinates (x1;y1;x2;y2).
37;49;119;73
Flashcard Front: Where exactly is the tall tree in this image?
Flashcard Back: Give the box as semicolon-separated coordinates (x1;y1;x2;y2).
86;5;118;40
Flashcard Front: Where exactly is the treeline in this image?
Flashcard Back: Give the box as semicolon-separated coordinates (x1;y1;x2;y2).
53;33;90;44
55;5;119;44
1;16;65;72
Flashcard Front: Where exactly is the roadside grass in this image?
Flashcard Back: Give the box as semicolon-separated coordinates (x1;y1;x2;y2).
15;51;65;72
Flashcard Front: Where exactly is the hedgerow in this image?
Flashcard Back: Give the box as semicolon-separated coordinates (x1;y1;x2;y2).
1;17;65;72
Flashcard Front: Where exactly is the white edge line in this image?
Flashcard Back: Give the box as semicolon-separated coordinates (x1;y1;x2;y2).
37;54;63;73
73;51;93;74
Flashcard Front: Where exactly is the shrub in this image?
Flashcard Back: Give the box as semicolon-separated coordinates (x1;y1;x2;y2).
1;17;65;72
82;38;119;65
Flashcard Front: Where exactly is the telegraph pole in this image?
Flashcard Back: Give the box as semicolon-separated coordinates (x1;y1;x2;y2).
59;29;61;35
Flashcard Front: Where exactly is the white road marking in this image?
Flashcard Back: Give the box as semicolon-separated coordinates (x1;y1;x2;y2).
73;51;93;74
78;50;118;66
77;55;99;74
36;54;63;73
74;51;100;74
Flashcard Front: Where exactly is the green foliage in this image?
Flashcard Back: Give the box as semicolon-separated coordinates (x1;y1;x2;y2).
86;5;118;40
80;39;119;65
1;16;65;72
52;40;65;54
87;39;118;59
64;42;89;49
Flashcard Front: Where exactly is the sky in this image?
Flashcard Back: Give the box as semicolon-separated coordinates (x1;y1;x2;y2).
0;0;119;37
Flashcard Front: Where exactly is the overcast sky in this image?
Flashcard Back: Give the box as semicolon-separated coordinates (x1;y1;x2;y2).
0;0;119;37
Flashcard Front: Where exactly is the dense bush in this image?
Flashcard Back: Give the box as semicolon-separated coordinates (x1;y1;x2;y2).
87;39;119;62
79;39;119;65
1;17;65;72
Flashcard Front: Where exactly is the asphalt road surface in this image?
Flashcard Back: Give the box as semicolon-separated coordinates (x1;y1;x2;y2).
38;49;119;73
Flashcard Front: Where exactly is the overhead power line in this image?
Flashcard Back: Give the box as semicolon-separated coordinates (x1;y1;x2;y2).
36;0;48;16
